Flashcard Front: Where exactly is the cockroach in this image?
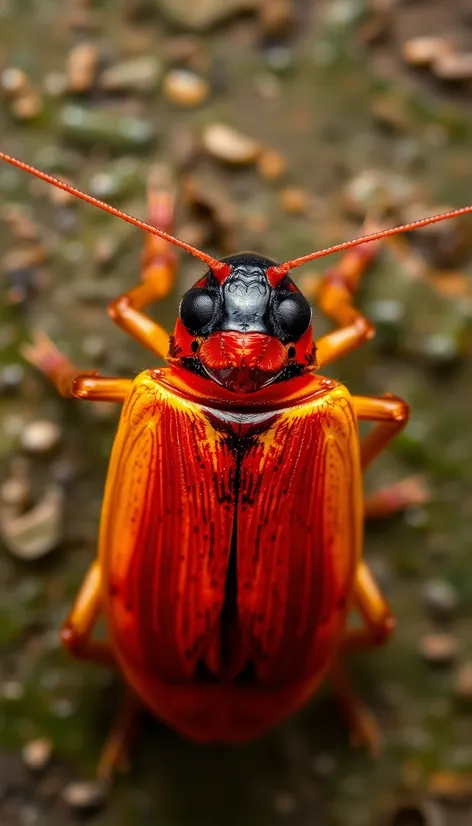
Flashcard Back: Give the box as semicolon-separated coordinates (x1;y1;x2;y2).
1;150;471;778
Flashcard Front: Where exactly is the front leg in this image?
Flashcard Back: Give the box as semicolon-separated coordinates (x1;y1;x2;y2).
310;230;379;369
107;166;177;359
22;331;132;402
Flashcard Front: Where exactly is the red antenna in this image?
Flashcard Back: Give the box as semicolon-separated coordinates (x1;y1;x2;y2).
0;151;231;282
2;151;471;289
266;205;472;286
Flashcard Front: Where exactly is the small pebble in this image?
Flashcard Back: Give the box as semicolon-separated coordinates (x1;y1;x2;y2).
156;0;259;32
257;148;287;181
43;71;68;97
429;771;472;803
273;790;296;816
422;579;458;622
455;662;472;701
418;633;458;666
1;66;29;95
62;779;109;813
0;483;64;560
371;94;412;134
433;52;472;81
0;364;25;393
59;104;156;151
21;420;61;454
100;55;161;93
264;45;294;74
66;42;99;92
278;187;310;214
254;71;281;101
0;476;29;509
22;738;53;772
202;123;261;165
165;35;205;66
163;69;209;108
11;90;43;120
402;36;453;68
259;0;295;38
343;168;418;215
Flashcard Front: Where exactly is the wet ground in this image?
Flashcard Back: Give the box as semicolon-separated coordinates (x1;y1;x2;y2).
2;1;472;824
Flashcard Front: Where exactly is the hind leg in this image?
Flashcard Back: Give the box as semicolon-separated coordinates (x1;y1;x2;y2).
62;561;140;779
330;561;397;755
329;660;382;757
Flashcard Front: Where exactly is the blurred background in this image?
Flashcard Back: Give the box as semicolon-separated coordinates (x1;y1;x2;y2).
2;1;472;824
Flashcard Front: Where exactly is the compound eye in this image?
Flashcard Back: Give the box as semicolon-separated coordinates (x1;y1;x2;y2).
179;288;217;334
274;293;311;341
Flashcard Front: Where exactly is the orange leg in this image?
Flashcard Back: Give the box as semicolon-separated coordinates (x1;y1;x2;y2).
97;690;141;781
343;561;396;654
364;475;430;519
330;660;382;757
61;560;141;779
353;393;410;470
328;395;411;754
22;331;131;402
310;233;380;369
61;560;115;667
330;561;396;756
108;166;178;359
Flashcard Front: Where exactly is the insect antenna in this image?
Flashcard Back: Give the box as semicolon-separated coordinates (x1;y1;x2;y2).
266;205;472;286
0;151;230;281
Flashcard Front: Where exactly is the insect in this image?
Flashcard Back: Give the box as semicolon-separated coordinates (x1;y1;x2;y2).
1;150;472;780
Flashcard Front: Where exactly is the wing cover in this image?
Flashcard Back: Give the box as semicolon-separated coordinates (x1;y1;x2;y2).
99;373;236;680
236;390;362;683
100;373;361;687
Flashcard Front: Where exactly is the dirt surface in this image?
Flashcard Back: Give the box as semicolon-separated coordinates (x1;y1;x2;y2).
2;2;472;825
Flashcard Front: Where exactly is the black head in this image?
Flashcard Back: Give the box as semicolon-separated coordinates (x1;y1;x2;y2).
171;252;314;393
179;252;312;342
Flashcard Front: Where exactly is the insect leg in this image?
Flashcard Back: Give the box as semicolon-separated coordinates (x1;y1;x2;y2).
342;560;395;653
329;659;382;755
63;562;142;778
354;394;427;515
330;559;397;755
61;560;116;667
352;394;410;470
312;238;378;368
108;168;178;359
97;689;141;780
22;331;131;402
364;475;429;519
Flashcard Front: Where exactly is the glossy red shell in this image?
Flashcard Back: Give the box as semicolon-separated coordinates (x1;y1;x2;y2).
99;368;363;742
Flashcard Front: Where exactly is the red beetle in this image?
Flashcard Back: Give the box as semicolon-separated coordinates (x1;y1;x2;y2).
1;151;471;779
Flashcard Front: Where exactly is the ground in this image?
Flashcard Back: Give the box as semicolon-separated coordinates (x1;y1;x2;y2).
1;1;472;825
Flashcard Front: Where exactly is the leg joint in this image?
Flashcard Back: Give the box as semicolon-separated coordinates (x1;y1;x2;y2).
370;614;396;646
61;624;88;658
108;295;130;322
384;395;410;424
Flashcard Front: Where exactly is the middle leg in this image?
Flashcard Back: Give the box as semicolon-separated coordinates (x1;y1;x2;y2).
354;392;429;517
